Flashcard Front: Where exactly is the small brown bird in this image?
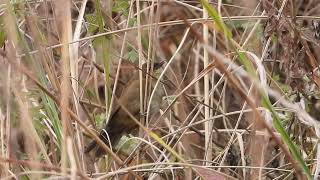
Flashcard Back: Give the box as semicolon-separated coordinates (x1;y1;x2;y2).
85;62;165;157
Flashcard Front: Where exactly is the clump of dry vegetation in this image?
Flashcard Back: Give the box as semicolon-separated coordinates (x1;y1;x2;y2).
0;0;320;179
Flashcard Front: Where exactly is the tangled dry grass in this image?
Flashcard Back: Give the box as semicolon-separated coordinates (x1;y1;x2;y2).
0;0;320;179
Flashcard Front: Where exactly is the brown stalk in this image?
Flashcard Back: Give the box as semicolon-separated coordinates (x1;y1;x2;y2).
24;13;60;92
1;49;142;180
54;0;74;174
0;156;89;180
208;49;303;179
181;15;304;178
279;9;320;90
300;39;320;89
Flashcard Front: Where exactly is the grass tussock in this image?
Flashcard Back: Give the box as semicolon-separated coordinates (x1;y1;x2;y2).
0;0;320;179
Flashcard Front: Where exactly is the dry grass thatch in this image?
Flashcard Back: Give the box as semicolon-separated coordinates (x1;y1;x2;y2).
0;0;320;179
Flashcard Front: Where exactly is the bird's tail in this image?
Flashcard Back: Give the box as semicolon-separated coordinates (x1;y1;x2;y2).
84;129;122;157
84;139;97;154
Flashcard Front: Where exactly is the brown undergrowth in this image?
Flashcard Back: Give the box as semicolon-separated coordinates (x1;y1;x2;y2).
0;0;319;179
